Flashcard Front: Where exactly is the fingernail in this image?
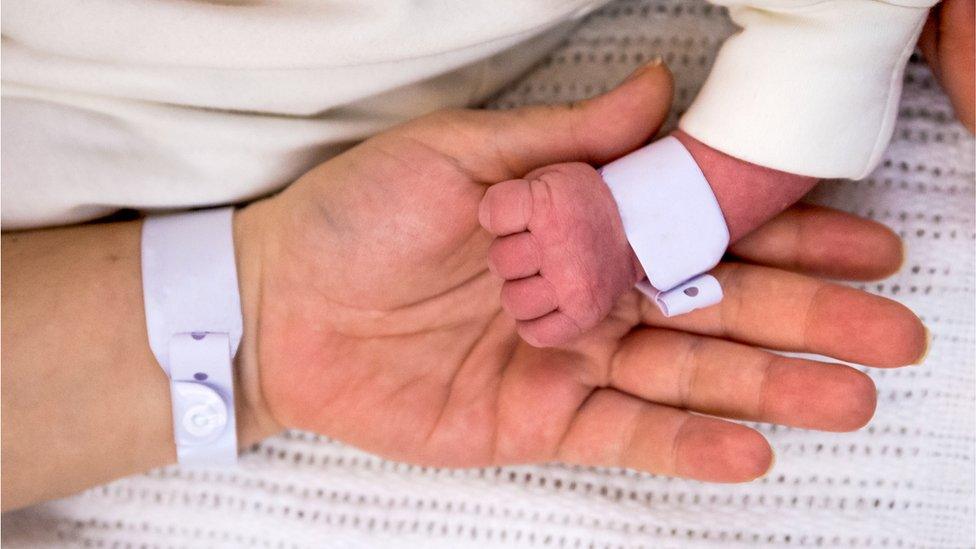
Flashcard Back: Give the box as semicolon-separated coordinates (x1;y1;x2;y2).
758;449;777;481
913;326;931;365
897;240;908;273
622;55;664;84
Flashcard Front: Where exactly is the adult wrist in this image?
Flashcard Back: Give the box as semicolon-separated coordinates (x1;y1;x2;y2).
232;201;284;448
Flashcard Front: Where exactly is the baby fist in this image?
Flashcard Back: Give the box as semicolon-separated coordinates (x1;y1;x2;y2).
479;162;643;347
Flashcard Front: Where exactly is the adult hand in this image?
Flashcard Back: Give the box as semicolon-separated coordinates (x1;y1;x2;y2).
919;0;975;132
233;61;927;483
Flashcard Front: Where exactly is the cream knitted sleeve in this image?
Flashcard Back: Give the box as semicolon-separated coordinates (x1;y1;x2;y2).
679;0;937;179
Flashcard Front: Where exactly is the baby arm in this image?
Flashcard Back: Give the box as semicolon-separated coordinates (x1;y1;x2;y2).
670;0;936;236
671;129;816;243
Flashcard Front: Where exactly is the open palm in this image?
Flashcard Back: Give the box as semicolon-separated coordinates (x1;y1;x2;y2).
239;64;926;482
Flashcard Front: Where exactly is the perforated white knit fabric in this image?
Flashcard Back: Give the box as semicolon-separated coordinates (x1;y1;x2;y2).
2;1;973;547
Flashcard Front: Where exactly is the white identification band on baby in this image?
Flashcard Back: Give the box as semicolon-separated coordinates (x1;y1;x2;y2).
142;207;242;467
599;136;729;317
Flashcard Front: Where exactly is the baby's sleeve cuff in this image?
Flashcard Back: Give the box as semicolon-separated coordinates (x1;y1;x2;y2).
680;0;930;179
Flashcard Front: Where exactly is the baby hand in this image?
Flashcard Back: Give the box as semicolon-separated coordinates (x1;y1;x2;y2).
478;162;642;347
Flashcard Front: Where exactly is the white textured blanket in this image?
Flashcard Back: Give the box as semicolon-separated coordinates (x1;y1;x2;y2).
3;1;973;547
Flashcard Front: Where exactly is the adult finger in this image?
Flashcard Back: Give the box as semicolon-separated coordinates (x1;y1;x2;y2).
637;264;927;368
729;204;904;281
605;328;877;432
918;0;975;133
556;389;773;483
402;60;674;182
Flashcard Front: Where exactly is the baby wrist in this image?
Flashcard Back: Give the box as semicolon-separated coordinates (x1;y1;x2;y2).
600;136;729;317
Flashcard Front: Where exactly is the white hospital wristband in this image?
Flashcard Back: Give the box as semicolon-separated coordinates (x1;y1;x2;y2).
141;207;242;467
600;136;729;317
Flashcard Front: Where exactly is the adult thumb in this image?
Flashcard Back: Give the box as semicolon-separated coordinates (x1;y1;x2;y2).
406;59;674;181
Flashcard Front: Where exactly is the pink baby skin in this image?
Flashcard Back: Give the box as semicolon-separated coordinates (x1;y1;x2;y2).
479;129;817;347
